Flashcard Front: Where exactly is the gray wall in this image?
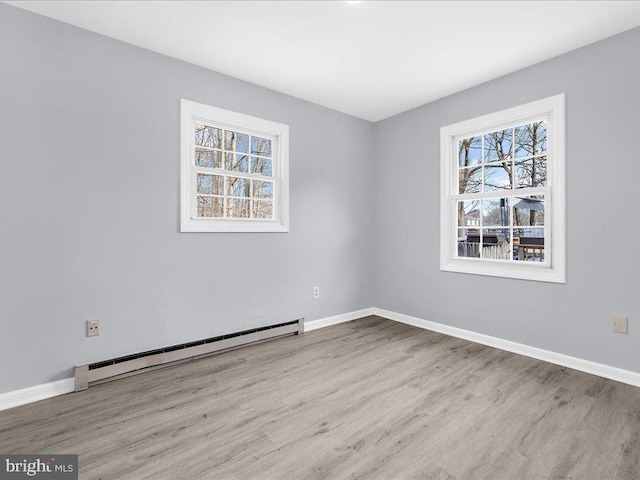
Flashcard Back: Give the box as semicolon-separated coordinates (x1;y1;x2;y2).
2;3;639;396
374;27;640;373
0;4;375;394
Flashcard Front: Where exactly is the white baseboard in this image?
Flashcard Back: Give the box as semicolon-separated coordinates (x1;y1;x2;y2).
3;306;638;412
305;307;375;332
0;378;75;412
374;307;640;388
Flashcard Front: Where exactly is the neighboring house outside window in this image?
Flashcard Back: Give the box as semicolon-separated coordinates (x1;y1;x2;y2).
440;94;566;283
180;99;289;232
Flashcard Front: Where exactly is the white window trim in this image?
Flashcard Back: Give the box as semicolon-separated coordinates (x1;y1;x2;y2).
180;99;289;233
440;94;566;283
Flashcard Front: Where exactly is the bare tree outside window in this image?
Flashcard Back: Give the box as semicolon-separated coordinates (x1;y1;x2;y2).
194;125;275;220
455;121;548;262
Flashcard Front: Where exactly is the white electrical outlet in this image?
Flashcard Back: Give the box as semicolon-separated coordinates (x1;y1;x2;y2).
87;320;100;337
313;286;320;299
613;315;628;334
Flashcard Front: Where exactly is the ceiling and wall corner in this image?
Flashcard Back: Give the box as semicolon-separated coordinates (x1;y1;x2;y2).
5;1;640;121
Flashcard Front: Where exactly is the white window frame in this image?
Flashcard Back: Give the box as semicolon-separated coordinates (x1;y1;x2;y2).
180;99;289;233
440;94;566;283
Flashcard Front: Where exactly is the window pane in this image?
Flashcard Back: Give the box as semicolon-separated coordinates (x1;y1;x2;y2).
484;129;512;163
195;148;222;168
513;228;544;262
459;167;482;194
481;228;511;260
195;124;222;148
515;156;547;188
484;162;512;191
225;153;248;173
253;180;274;199
197;196;223;217
251;137;272;157
515;121;547;158
226;176;250;198
226;198;250;218
458;136;482;167
457;200;480;227
514;195;545;226
483;228;511;243
482;198;509;227
457;228;480;258
224;130;250;153
197;173;223;195
252;200;273;219
251;156;272;176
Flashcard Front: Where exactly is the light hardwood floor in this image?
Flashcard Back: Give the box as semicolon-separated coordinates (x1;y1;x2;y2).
1;316;639;479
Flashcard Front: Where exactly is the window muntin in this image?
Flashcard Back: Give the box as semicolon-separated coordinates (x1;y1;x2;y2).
181;100;289;233
456;121;548;264
440;94;565;283
194;124;275;220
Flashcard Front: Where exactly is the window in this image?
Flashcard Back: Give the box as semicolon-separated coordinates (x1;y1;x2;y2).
180;99;289;232
440;94;565;283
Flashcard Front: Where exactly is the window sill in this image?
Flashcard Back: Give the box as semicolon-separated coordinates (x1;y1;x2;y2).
441;257;565;283
181;218;289;233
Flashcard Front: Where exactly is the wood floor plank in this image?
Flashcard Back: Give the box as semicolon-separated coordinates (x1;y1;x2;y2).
1;316;639;479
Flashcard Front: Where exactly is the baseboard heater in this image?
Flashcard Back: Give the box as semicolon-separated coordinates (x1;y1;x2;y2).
74;318;304;392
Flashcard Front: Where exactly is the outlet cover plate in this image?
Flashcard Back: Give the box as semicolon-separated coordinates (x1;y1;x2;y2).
613;315;628;334
87;320;100;337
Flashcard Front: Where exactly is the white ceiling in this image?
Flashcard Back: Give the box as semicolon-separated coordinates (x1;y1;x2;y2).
7;1;640;121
